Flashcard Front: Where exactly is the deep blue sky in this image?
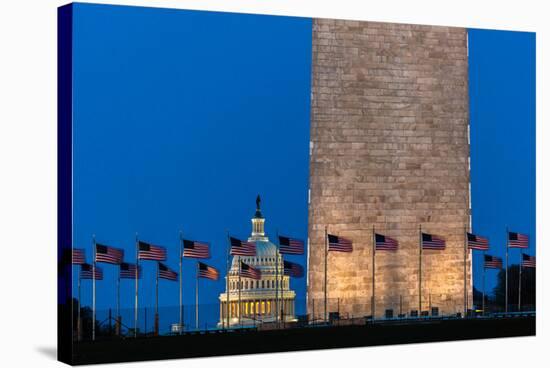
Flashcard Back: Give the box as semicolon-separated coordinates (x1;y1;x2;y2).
70;3;535;329
468;29;536;293
72;3;312;330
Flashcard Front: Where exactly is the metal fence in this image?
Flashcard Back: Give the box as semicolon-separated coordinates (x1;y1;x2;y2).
73;294;535;341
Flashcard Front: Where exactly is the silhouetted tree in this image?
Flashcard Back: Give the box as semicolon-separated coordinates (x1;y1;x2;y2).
494;264;535;312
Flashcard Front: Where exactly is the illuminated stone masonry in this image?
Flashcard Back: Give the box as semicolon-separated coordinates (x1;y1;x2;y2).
307;19;471;318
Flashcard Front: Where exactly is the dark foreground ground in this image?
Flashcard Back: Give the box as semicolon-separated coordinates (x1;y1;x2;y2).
67;316;535;365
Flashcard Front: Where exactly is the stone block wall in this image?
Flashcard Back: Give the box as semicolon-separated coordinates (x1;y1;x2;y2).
307;19;471;318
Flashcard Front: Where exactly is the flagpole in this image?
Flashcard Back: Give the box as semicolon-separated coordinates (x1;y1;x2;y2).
196;262;199;330
225;231;230;329
324;226;328;322
77;265;81;341
179;231;183;334
482;251;486;315
134;233;139;338
238;256;242;327
518;249;523;312
275;236;279;325
372;225;375;319
505;227;509;314
92;234;96;341
117;266;121;335
155;262;159;336
281;255;284;326
419;225;422;315
463;227;467;317
275;230;279;325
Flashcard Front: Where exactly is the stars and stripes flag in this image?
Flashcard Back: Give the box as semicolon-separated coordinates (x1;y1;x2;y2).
327;234;353;252
375;233;398;251
95;243;124;264
71;248;85;264
522;254;536;268
229;236;256;256
508;232;529;248
158;263;178;281
283;260;304;277
182;239;210;259
467;232;489;250
80;263;103;280
278;235;304;255
138;241;166;261
484;255;503;269
239;261;261;280
120;262;140;279
198;262;219;281
421;233;446;250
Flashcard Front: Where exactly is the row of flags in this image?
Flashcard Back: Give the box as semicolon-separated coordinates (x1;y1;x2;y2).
229;235;305;280
72;230;534;276
484;253;536;269
71;233;306;282
71;238;217;279
327;230;535;266
328;231;446;252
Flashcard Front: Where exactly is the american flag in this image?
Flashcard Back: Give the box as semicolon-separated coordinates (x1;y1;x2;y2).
522;254;536;268
484;255;503;269
239;261;261;280
421;233;446;250
120;262;140;279
375;233;398;251
80;263;103;280
138;241;166;261
467;232;489;250
278;235;304;255
198;262;219;281
508;232;529;248
95;243;124;264
71;248;85;264
327;234;353;252
229;236;256;256
182;239;210;259
158;263;178;281
283;260;304;277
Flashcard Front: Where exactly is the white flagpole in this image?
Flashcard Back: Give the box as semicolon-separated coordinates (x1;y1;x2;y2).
518;249;523;312
275;230;280;326
77;265;81;341
505;228;509;314
92;235;96;341
179;231;183;334
117;267;120;335
225;232;230;329
372;226;376;319
324;226;328;322
419;225;422;314
482;252;486;315
238;256;242;327
196;262;199;330
134;233;139;338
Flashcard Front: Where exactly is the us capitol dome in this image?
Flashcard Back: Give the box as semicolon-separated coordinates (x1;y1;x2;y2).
218;196;296;327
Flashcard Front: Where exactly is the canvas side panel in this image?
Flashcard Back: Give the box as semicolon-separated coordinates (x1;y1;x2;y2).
58;3;74;365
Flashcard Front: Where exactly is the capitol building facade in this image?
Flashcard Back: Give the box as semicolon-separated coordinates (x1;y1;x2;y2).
218;200;296;327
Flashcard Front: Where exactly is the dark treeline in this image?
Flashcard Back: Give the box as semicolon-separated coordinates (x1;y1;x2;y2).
494;265;536;310
474;265;535;312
